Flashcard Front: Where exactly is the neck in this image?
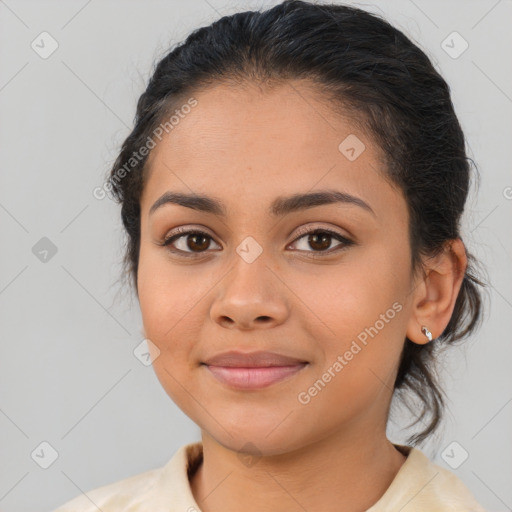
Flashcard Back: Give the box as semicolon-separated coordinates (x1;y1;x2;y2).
190;428;407;512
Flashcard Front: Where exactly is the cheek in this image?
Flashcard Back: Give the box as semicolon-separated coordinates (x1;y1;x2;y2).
137;247;218;377
309;249;406;328
306;245;409;379
138;245;190;326
137;250;192;352
137;252;202;411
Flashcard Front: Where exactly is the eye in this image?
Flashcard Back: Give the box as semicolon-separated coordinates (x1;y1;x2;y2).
288;227;354;256
159;226;354;258
161;228;220;256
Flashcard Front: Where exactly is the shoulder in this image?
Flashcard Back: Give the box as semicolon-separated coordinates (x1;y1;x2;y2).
51;466;162;512
368;446;487;512
51;442;203;512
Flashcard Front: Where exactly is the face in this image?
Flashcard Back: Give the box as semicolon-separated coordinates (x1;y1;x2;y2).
137;80;418;456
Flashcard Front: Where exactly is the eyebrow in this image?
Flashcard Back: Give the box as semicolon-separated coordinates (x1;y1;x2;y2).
149;189;376;218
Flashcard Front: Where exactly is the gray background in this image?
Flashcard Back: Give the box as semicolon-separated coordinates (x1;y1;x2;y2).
0;1;511;511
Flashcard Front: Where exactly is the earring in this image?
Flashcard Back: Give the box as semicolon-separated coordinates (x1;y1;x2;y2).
421;325;433;342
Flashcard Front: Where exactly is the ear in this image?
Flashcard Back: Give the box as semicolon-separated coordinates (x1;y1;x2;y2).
406;238;467;345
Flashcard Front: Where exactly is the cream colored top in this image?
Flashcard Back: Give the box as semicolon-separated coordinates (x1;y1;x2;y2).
52;442;486;511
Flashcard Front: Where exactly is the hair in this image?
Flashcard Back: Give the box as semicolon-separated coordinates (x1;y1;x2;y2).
105;0;487;445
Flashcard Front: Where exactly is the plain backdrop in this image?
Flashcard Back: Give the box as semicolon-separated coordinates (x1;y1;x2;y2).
0;1;511;511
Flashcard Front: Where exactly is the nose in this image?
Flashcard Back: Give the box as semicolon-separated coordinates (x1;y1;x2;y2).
209;256;289;330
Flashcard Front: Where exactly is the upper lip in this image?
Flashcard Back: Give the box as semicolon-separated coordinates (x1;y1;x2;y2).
202;350;308;367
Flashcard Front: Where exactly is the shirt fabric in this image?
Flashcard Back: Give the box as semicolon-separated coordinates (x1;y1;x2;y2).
52;441;486;511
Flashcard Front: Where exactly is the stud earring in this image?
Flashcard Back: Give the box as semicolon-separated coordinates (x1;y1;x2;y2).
421;325;433;342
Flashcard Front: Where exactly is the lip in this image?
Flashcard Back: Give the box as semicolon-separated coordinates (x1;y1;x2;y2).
203;350;308;367
202;350;309;390
204;364;308;389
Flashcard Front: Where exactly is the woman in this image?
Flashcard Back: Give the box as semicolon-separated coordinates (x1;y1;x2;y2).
54;1;487;510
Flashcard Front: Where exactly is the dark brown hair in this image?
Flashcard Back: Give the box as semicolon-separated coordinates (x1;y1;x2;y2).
104;0;487;445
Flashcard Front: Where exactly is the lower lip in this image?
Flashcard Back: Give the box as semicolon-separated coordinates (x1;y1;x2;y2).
204;364;307;389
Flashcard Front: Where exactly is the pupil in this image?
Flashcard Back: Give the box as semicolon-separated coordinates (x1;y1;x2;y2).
310;233;330;251
188;234;209;251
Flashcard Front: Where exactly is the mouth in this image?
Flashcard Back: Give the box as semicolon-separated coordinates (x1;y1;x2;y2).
201;350;309;390
202;363;308;389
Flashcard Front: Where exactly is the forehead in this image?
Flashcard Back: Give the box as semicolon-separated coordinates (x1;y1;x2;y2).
141;81;404;221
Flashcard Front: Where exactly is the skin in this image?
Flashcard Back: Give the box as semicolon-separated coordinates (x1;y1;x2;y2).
137;80;467;512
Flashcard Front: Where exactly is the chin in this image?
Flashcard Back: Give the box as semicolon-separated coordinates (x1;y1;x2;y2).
203;422;307;458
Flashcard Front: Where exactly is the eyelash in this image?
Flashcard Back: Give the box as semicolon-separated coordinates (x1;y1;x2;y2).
160;226;354;259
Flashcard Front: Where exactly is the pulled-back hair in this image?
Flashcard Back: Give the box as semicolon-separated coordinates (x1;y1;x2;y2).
105;0;487;445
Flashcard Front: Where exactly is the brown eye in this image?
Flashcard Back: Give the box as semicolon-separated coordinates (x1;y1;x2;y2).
162;230;221;255
290;228;354;255
161;227;353;259
185;233;210;252
307;232;334;251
